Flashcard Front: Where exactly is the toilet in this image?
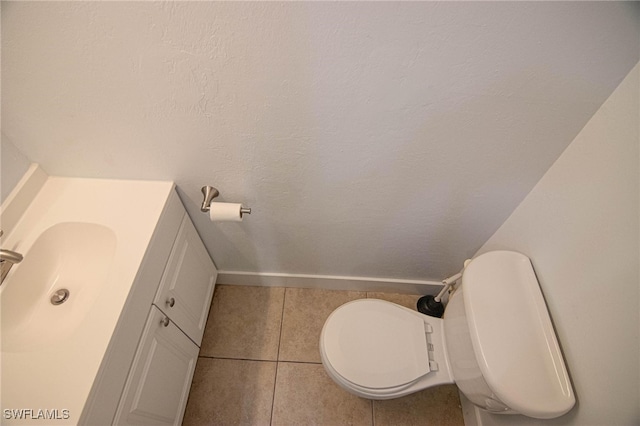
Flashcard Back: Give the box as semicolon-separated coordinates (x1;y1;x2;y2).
319;250;575;419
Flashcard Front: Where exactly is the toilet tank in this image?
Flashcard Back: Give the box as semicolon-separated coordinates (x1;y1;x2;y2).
443;251;575;419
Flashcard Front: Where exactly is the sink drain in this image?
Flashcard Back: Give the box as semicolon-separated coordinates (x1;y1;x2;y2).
51;289;70;305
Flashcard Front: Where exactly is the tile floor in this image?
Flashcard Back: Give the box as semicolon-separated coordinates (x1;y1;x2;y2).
183;285;464;426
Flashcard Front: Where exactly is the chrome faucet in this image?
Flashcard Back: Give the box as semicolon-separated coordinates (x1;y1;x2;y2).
0;230;23;284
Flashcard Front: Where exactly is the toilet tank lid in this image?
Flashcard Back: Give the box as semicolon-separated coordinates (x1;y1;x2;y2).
462;251;575;419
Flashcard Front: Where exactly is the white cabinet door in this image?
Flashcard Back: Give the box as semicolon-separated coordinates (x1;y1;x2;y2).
154;215;217;346
114;306;199;426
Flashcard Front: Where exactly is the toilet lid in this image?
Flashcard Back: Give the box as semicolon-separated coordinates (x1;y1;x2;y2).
321;299;430;389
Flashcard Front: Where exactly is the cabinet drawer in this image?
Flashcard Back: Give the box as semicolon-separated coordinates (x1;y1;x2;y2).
154;215;217;346
114;306;199;426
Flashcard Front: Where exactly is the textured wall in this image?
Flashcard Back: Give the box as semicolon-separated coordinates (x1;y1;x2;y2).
1;133;31;203
2;2;638;280
477;64;639;425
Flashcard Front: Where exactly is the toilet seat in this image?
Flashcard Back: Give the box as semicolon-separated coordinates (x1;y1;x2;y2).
320;349;425;397
320;299;432;390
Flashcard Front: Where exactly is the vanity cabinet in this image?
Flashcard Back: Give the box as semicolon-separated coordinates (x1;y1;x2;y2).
153;215;217;346
112;306;199;425
80;189;217;426
114;214;217;425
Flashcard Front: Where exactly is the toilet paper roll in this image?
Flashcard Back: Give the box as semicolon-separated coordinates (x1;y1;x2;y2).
209;202;244;222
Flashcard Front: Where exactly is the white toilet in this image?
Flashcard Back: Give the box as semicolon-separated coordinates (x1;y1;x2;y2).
319;251;575;419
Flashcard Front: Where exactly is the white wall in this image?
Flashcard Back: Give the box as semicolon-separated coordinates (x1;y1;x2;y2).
476;63;639;425
2;2;638;282
1;133;31;204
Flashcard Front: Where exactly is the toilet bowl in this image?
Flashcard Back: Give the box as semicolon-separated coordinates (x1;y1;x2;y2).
319;298;454;400
319;251;575;419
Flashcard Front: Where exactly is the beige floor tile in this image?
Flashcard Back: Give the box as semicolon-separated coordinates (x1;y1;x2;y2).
366;292;422;310
200;285;285;360
278;288;366;363
272;362;372;426
373;384;464;426
183;358;277;426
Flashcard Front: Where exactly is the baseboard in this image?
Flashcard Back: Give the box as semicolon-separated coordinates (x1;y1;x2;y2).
216;271;442;294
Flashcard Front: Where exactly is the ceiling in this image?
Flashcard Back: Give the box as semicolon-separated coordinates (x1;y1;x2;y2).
2;1;638;280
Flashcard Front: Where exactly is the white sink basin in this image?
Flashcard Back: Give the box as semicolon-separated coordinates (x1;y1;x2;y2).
1;222;117;352
0;171;174;425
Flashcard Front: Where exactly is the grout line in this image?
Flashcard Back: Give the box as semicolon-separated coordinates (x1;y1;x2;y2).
270;362;280;426
197;354;323;365
273;360;323;365
197;355;278;362
372;399;376;426
275;288;286;362
269;287;287;425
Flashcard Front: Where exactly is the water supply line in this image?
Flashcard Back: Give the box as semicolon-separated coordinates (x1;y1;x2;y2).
433;271;463;303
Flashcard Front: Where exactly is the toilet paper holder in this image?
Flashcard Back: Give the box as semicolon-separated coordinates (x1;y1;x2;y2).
200;186;252;216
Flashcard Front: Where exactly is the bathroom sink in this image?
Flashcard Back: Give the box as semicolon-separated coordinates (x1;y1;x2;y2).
1;222;117;352
0;172;175;424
